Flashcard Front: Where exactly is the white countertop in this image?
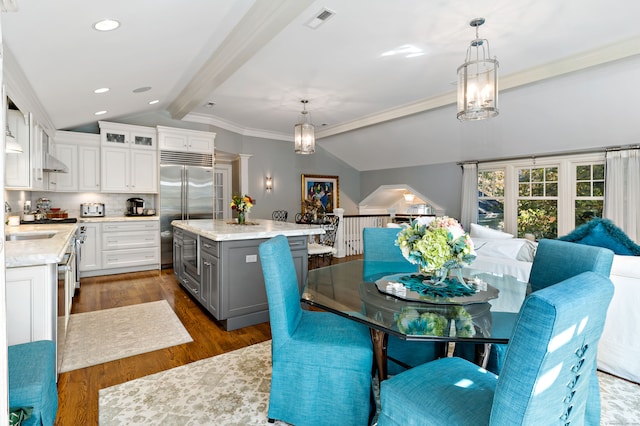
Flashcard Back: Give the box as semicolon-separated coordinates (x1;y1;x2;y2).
5;223;78;268
172;219;324;241
79;215;159;223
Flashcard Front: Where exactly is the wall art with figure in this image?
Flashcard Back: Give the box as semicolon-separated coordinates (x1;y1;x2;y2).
301;174;339;218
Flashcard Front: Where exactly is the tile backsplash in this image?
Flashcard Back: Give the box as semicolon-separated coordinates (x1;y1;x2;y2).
5;190;157;218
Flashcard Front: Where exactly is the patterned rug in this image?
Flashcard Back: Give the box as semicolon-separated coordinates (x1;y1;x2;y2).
60;301;192;373
99;340;640;425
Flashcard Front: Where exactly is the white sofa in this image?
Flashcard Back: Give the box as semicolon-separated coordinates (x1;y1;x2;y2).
463;237;640;384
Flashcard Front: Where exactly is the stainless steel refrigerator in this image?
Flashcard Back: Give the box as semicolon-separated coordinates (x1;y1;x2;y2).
160;151;214;268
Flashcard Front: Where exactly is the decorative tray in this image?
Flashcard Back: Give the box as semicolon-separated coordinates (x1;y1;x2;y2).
375;273;499;305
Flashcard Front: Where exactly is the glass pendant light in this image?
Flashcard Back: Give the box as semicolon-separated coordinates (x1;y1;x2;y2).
457;18;499;121
294;100;315;154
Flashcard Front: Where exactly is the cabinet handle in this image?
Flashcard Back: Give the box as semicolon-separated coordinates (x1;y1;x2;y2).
203;243;212;248
203;261;211;266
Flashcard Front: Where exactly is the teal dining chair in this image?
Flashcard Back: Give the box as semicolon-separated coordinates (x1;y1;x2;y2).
258;235;374;426
378;271;614;426
479;239;614;374
363;227;442;376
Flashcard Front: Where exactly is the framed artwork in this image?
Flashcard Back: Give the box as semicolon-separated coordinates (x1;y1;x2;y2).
301;174;339;214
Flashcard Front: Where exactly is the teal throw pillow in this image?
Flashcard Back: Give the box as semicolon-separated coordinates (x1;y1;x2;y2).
558;218;640;256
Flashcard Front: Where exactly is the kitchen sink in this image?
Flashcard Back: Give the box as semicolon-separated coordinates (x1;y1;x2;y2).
6;232;57;241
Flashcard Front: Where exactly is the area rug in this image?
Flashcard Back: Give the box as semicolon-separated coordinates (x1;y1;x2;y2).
60;300;192;373
99;340;640;425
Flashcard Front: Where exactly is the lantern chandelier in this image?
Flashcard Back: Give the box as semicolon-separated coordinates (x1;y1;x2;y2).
457;18;499;121
294;99;315;154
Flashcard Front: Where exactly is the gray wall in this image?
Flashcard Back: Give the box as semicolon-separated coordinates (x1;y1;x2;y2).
360;162;462;219
235;135;360;219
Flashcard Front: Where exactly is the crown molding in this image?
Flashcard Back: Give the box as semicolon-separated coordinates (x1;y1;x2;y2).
3;45;56;134
315;36;640;139
183;112;291;141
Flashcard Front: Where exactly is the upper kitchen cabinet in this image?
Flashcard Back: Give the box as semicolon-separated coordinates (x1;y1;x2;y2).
50;131;100;192
99;121;158;193
157;126;215;154
99;121;156;150
5;106;31;188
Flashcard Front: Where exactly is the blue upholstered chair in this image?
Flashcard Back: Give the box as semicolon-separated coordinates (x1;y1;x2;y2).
363;227;441;376
8;340;58;426
258;235;374;426
481;239;614;374
378;271;614;426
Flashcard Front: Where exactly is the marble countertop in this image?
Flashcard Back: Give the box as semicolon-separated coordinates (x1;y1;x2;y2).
172;219;324;241
79;215;159;223
5;223;78;268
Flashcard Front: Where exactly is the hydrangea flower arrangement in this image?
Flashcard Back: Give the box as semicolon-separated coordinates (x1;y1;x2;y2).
396;216;476;273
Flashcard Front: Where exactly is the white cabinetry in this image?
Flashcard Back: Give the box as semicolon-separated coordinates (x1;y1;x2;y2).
50;131;100;192
30;119;46;190
78;144;101;191
79;223;101;272
5;109;31;188
99;121;156;150
157;126;215;154
102;221;160;270
48;142;77;191
80;220;160;277
6;264;56;346
99;122;158;193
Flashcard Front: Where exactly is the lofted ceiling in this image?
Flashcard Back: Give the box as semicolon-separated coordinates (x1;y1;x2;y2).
2;0;640;170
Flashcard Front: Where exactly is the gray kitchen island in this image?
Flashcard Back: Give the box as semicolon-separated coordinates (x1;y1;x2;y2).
171;219;324;330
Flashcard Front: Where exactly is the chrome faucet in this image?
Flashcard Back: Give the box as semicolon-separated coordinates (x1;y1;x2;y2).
4;201;11;213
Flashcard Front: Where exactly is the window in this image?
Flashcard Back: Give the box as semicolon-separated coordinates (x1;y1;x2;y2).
575;163;604;227
476;153;605;238
517;166;558;239
478;169;505;230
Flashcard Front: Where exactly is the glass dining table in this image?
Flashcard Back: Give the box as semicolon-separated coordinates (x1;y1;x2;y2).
301;260;530;380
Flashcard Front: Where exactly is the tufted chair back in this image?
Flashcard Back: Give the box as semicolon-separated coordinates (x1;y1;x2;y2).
529;239;614;292
491;271;613;424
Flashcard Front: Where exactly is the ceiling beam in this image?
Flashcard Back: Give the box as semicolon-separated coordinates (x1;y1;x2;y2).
316;36;640;139
168;0;315;120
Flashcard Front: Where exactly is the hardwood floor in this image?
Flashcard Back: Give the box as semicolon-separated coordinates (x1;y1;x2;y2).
55;269;272;425
55;255;361;425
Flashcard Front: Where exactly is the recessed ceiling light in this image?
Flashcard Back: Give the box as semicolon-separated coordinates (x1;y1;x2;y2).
93;19;120;32
94;87;110;94
94;110;107;116
148;100;160;105
133;86;152;93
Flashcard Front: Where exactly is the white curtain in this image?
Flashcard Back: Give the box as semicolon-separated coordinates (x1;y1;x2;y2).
460;163;478;231
604;149;640;242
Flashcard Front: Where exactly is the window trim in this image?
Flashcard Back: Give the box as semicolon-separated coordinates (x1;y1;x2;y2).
478;152;605;237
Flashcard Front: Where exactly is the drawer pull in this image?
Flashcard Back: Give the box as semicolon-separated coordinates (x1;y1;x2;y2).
203;261;211;266
203;243;212;248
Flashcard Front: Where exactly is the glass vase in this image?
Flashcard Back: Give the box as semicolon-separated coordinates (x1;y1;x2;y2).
237;211;246;224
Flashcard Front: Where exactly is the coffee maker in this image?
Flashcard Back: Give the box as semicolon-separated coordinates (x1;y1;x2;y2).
126;197;145;216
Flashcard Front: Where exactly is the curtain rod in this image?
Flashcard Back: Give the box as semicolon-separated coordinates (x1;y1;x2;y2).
457;144;639;166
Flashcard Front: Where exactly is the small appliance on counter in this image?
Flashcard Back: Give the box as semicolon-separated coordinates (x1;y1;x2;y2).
126;198;146;216
80;203;105;217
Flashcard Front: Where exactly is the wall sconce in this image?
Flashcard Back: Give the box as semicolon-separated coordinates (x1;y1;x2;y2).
265;176;273;192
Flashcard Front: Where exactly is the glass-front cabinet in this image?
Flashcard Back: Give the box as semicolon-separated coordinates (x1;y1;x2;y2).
99;121;156;150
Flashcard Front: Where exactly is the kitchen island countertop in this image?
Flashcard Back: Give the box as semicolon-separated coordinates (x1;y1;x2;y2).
5;224;78;268
172;218;324;242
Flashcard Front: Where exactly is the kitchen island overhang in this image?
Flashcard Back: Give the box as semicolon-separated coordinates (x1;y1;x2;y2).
171;219;324;330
